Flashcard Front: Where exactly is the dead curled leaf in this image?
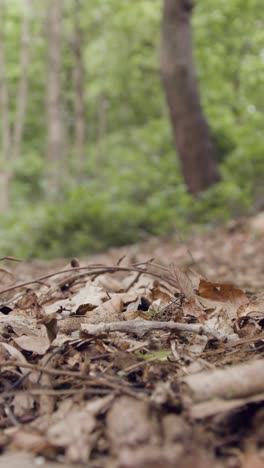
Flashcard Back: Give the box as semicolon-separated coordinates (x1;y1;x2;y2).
106;396;160;450
93;295;123;316
198;279;249;306
13;333;51;355
0;313;39;336
9;429;52;455
182;296;207;321
47;409;96;463
170;264;195;299
12;393;35;417
233;315;262;338
46;396;112;464
0;342;29;374
0;314;52;354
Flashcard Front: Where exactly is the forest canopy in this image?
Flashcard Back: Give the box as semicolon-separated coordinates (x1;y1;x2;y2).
0;0;263;259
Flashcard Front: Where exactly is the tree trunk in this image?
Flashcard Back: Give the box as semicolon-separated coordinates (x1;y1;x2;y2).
97;94;108;141
0;171;11;213
72;0;86;172
160;0;220;194
12;0;32;162
0;1;11;212
46;0;65;196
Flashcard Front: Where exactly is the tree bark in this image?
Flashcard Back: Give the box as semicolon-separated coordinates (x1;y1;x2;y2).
72;0;86;172
46;0;65;196
160;0;220;194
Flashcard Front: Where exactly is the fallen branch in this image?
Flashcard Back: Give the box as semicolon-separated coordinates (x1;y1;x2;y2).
181;358;264;403
81;319;222;339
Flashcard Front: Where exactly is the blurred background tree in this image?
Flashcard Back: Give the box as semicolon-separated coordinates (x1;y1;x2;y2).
0;0;263;258
161;0;220;193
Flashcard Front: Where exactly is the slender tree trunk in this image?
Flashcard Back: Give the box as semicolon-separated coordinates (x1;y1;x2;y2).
46;0;65;196
160;0;220;194
0;0;32;212
0;1;11;212
72;0;86;172
12;0;32;162
97;94;108;141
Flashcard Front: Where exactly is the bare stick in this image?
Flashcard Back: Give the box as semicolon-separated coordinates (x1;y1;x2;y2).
81;319;222;339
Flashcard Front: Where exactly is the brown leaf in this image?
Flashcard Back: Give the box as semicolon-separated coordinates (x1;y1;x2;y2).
182;296;207;321
10;429;52;455
170;264;195;299
0;313;39;336
242;446;264;468
0;342;29;374
199;279;249;306
106;396;160;450
11;318;52;354
81;295;123;324
16;290;45;318
13;393;34;417
13;333;50;355
233;316;262;339
47;405;97;463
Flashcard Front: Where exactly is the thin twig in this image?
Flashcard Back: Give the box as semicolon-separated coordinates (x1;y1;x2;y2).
4;403;20;426
0;388;111;398
121;357;159;376
0;360;103;379
0;256;22;262
124;271;142;292
0;263;179;296
0;360;142;397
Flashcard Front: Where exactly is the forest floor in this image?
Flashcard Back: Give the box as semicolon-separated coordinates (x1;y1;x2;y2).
0;213;264;468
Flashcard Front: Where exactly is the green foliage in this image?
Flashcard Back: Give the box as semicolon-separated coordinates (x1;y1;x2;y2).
1;171;250;259
0;0;263;259
12;152;46;204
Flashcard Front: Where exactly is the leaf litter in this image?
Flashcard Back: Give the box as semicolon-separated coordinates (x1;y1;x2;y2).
0;216;264;467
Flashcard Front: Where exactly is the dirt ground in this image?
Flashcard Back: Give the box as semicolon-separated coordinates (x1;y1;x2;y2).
0;213;264;467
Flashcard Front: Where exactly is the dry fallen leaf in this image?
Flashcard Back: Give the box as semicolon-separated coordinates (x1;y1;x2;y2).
199;279;249;306
9;429;52;455
170;264;195;299
13;324;51;355
47;405;97;463
0;342;29;374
